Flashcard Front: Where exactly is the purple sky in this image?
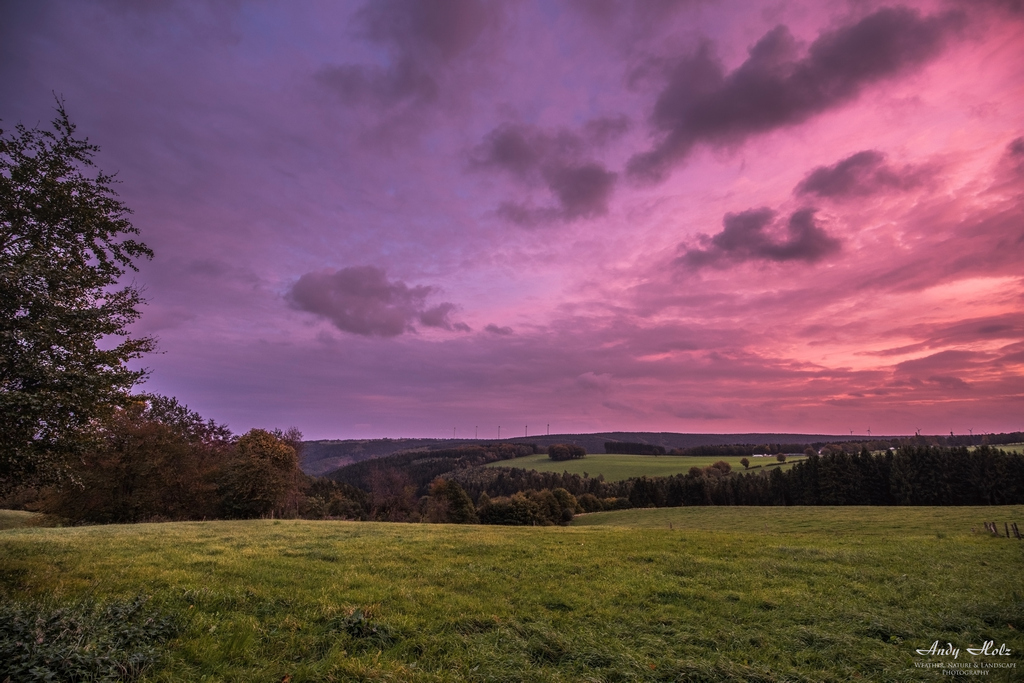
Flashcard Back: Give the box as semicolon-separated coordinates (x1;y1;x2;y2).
3;0;1023;439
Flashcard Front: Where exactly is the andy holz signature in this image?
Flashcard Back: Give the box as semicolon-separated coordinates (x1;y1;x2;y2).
916;641;1013;659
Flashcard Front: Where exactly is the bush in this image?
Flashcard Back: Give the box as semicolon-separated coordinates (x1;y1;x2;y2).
0;597;178;683
478;492;549;525
547;444;586;461
425;478;478;524
551;488;582;514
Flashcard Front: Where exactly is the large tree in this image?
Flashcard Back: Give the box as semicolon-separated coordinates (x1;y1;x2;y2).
218;429;300;519
0;103;153;491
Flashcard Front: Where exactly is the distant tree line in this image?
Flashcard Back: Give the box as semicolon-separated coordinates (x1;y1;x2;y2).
13;416;1023;528
315;443;1024;526
328;443;536;496
605;441;665;455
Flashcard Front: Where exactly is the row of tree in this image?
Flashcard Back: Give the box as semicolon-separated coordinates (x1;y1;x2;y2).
6;395;309;523
328;443;536;497
604;441;666;455
16;431;1024;526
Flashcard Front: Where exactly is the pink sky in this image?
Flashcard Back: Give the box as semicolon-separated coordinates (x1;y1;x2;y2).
3;0;1023;439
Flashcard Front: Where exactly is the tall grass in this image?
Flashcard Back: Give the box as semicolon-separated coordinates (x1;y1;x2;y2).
1;507;1022;681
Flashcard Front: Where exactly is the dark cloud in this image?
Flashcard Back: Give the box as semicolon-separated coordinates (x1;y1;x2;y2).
1003;136;1024;175
317;0;500;107
893;350;977;389
866;313;1024;358
472;123;617;224
473;124;552;180
795;150;929;199
680;207;841;268
485;323;513;335
965;0;1024;16
628;7;963;182
288;266;462;337
358;0;497;62
419;302;471;332
543;162;618;219
583;115;632;146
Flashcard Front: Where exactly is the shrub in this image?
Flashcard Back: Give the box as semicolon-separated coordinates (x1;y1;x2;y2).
0;597;178;683
527;489;561;522
426;478;478;524
551;488;582;514
478;492;549;525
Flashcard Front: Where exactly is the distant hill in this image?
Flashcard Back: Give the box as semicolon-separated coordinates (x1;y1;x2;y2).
301;432;878;476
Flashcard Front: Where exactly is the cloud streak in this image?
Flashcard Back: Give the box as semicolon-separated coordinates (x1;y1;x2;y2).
795;150;930;199
628;7;963;182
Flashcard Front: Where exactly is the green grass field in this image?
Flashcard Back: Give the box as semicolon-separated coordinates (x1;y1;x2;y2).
2;506;1022;681
486;453;806;481
971;443;1024;454
0;509;58;530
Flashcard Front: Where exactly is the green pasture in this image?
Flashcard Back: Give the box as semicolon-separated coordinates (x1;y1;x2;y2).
487;452;806;481
2;507;1023;681
972;443;1024;454
571;504;1019;534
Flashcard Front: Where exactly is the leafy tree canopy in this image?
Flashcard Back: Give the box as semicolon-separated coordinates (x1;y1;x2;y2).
0;102;153;491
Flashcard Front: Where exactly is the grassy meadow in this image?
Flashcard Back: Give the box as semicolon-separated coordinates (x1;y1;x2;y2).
2;506;1023;681
486;453;806;481
0;509;58;531
971;443;1024;454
